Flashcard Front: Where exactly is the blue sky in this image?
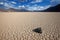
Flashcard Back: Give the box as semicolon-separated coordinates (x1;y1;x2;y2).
0;0;60;11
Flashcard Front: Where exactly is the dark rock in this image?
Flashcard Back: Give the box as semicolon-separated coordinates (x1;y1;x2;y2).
33;27;42;34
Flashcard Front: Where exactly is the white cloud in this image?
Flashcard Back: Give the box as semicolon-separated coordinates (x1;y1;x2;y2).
18;5;25;9
3;3;15;9
0;2;4;5
51;0;60;4
1;0;59;11
35;0;43;2
26;5;51;11
50;0;55;2
11;1;17;4
31;0;43;3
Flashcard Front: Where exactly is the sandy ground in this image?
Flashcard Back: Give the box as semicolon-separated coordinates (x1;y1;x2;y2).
0;12;60;40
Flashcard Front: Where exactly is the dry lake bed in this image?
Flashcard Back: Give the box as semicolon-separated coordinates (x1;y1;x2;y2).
0;12;60;40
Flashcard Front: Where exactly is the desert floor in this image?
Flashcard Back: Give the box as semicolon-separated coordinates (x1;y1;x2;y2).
0;12;60;40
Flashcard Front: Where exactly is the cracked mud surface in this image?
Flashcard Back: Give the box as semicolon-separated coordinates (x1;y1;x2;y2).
0;13;60;40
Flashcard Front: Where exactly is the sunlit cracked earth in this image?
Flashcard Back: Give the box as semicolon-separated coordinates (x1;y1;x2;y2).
0;0;60;11
0;13;60;40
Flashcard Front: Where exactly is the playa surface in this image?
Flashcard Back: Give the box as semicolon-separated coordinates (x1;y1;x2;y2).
0;12;60;40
